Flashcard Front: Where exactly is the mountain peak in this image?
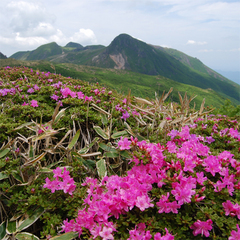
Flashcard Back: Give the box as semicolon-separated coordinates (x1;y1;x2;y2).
65;42;84;49
0;52;7;59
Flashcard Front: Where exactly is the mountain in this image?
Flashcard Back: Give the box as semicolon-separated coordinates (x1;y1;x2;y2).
9;34;240;103
10;42;63;60
65;42;84;49
0;52;7;59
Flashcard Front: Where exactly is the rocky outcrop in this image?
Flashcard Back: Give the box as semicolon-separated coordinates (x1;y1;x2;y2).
109;53;126;69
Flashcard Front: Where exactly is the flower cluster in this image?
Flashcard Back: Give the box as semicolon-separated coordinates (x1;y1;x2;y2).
0;67;115;109
59;122;240;239
128;223;174;240
43;167;76;195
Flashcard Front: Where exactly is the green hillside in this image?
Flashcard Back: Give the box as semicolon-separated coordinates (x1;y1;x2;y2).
1;58;239;109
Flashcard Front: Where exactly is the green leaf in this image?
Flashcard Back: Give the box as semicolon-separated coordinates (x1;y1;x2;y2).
99;142;112;152
120;150;131;159
11;171;23;182
17;207;44;232
0;221;6;239
74;156;96;170
23;152;47;167
104;147;119;158
14;122;34;130
6;220;16;234
83;160;96;170
67;129;80;150
37;167;53;173
111;130;129;139
78;147;89;155
53;107;67;125
101;113;108;125
0;148;10;158
0;172;8;181
96;158;107;178
46;161;64;169
78;137;99;154
104;151;119;158
49;232;78;240
93;126;109;140
15;232;39;240
136;134;146;141
29;145;34;159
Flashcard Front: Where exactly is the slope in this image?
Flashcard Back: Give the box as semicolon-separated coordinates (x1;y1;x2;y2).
1;58;239;109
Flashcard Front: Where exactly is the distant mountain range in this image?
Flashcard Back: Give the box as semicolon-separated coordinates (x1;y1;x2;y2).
5;33;240;104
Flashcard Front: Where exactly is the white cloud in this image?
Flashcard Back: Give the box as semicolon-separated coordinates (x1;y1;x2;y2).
0;1;97;50
6;1;55;34
0;28;97;48
69;29;97;45
187;40;207;45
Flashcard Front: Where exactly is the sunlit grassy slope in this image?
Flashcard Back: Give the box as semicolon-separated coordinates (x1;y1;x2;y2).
0;58;239;109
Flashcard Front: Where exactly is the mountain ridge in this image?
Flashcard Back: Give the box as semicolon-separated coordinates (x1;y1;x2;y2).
9;33;240;103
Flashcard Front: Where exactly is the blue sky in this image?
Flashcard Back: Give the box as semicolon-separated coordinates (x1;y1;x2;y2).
0;0;239;79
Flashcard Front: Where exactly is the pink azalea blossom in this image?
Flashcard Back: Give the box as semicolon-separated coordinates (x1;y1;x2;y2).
27;88;35;93
222;200;240;219
229;224;240;240
196;172;207;185
118;137;131;150
136;195;154;211
122;98;127;104
190;219;213;237
84;95;93;102
154;228;175;240
22;102;29;106
99;226;114;240
121;111;130;121
30;100;38;107
51;94;59;101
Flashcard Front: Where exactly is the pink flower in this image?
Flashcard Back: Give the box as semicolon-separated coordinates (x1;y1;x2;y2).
84;96;93;103
190;219;213;237
136;195;154;211
22;102;29;106
121;111;130;121
157;193;181;214
122;98;127;104
118;137;131;150
61;87;72;98
132;110;139;116
77;91;84;99
51;94;59;101
43;167;76;195
93;89;100;95
154;228;175;240
33;84;40;91
30;100;38;107
202;155;221;176
27;88;35;93
99;226;114;240
229;224;240;240
222;200;240;219
196;172;207;185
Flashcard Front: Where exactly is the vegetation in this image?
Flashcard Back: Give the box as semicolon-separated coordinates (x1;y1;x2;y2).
0;66;239;240
9;34;240;105
1;58;239;109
